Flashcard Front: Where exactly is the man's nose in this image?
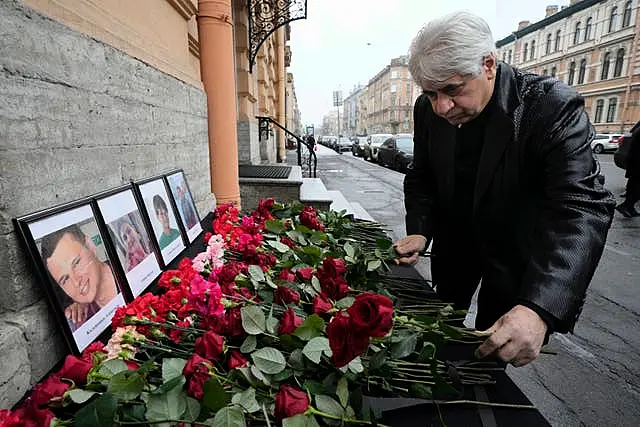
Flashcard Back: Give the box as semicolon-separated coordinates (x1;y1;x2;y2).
433;94;454;116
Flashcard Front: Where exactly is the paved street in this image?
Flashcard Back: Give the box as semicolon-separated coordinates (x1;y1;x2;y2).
304;144;640;427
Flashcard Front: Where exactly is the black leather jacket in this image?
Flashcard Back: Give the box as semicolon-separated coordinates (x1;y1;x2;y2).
404;62;615;333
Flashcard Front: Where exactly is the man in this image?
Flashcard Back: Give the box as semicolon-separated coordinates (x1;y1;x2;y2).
41;224;119;331
395;11;615;367
153;195;181;250
615;122;640;217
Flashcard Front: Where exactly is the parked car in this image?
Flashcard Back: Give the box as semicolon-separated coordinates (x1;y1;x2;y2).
377;134;414;172
351;136;368;157
591;133;621;153
336;136;352;152
363;133;393;161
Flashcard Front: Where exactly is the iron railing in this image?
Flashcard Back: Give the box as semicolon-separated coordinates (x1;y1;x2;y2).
256;116;317;178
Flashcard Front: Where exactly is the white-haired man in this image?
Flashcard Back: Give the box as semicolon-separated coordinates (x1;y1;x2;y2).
395;11;615;367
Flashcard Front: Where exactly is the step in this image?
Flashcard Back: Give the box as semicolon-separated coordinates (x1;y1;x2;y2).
239;165;303;211
328;190;356;218
350;202;376;222
299;178;333;211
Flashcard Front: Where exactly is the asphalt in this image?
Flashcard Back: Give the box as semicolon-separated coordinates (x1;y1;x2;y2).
289;144;640;427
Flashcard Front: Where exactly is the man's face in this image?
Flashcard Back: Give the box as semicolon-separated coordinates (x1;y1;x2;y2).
121;222;144;253
422;56;497;126
156;208;170;229
46;233;103;304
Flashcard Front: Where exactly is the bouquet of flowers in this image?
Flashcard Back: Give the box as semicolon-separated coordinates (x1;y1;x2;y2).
1;200;494;427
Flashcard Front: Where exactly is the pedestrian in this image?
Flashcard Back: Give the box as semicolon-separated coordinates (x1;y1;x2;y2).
394;11;615;367
615;123;640;217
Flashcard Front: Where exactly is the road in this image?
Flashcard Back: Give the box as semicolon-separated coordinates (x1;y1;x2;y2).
310;145;640;427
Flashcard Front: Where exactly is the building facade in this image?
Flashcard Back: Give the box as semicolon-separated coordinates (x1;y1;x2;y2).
496;0;640;133
342;85;365;136
286;72;303;136
321;109;340;136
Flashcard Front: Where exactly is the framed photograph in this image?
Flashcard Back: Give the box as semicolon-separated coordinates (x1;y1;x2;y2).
14;201;127;354
166;170;202;243
95;186;162;299
136;177;186;266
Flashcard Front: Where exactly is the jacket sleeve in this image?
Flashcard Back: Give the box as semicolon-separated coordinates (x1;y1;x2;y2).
520;89;615;333
404;94;436;240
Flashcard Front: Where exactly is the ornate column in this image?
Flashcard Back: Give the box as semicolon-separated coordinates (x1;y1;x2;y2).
198;0;241;207
277;27;287;162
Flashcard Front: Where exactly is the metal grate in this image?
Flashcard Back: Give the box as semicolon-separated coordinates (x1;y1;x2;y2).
238;165;292;179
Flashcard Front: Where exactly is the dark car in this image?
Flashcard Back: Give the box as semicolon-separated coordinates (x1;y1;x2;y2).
376;134;414;172
351;136;368;157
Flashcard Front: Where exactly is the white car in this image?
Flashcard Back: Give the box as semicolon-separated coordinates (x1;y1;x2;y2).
591;133;621;153
364;133;393;161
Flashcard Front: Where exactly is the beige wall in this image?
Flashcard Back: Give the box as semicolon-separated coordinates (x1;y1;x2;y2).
24;0;202;88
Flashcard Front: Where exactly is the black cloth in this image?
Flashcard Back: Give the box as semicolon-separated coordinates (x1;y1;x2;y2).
404;62;615;333
622;128;640;207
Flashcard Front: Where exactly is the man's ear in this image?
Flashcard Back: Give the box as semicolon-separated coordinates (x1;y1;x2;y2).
484;55;497;80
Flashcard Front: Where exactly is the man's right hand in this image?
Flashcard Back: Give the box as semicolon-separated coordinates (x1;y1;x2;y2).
394;235;428;265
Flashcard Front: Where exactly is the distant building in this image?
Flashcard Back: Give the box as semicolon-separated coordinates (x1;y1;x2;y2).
286;72;303;136
342;85;366;136
496;0;640;133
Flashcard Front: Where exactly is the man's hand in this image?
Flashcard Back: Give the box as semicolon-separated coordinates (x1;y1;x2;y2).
65;303;90;327
394;235;428;265
475;304;547;367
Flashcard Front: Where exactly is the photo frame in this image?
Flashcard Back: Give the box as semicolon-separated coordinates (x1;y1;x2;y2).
94;185;162;299
165;169;202;243
14;200;127;354
135;176;186;266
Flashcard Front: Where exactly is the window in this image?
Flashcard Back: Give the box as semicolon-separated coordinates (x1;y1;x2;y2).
542;68;548;75
551;66;557;77
578;59;587;84
555;30;561;51
574;22;581;45
585;17;593;41
614;48;625;77
623;1;632;27
606;98;617;122
568;61;576;85
390;110;395;121
390;84;397;93
391;71;398;79
601;52;611;80
530;40;536;60
523;43;529;61
609;6;618;32
594;99;604;123
508;50;512;63
546;33;552;54
503;51;506;61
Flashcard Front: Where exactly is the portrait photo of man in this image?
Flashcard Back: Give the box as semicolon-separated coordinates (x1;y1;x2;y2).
168;171;200;233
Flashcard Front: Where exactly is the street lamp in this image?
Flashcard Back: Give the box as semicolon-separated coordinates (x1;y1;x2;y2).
333;90;343;136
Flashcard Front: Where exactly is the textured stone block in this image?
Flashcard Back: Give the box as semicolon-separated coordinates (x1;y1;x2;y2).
0;232;43;312
0;322;31;409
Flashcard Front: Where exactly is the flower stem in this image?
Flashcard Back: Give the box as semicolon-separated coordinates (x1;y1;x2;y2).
307;407;391;427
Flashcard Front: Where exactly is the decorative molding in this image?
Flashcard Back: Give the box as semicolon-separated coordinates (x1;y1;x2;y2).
166;0;198;20
247;0;307;73
188;33;200;58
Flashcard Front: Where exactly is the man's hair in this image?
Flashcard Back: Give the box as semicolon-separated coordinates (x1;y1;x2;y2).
408;11;496;89
153;195;168;213
41;224;87;262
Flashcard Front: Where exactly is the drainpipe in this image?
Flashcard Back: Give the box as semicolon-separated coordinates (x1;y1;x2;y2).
277;28;287;162
198;0;241;208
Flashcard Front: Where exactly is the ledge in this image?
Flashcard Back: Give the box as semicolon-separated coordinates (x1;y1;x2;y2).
166;0;197;20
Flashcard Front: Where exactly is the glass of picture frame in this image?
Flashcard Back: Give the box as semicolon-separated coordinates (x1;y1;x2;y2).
165;169;202;244
14;200;127;354
135;176;186;266
94;185;162;299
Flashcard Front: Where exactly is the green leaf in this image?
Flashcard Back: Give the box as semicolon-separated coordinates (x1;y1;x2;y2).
288;349;306;371
183;396;201;421
250;364;270;385
119;403;146;422
303;380;325;396
67;389;97;404
311;276;322;293
162;358;187;383
287;230;308;245
315;395;344;418
335;296;355;309
408;383;433;399
241;305;266;335
439;322;463;340
202;379;231;411
265;274;278;289
283;414;321;427
74;392;117;427
146;386;187;424
268;240;291;253
302;337;331;364
391;333;418;359
369;349;387;370
272;368;294;382
293;314;325;341
248;265;265;282
265;219;286;234
231;387;261;413
376;238;393;250
108;370;144;401
210;406;246;427
266;306;278;334
97;359;128;380
251;347;286;374
347;357;364;374
240;335;257;353
280;334;305;351
152;375;185;395
418;342;437;362
343;242;355;258
336;377;349;407
367;259;382;272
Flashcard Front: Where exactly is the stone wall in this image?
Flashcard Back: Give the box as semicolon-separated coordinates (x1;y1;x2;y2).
0;0;209;408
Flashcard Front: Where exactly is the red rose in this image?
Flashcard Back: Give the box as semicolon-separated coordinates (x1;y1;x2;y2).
204;232;213;243
81;341;106;362
274;286;300;306
319;257;347;278
30;375;69;407
280;237;297;249
313;295;333;315
348;293;394;337
158;270;181;289
279;307;303;335
274;384;310;420
12;402;55;427
225;307;244;336
295;267;314;281
57;355;94;386
125;360;140;370
183;354;212;377
327;312;370;367
228;350;249;370
278;269;296;283
187;372;209;400
319;276;350;301
194;331;225;361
